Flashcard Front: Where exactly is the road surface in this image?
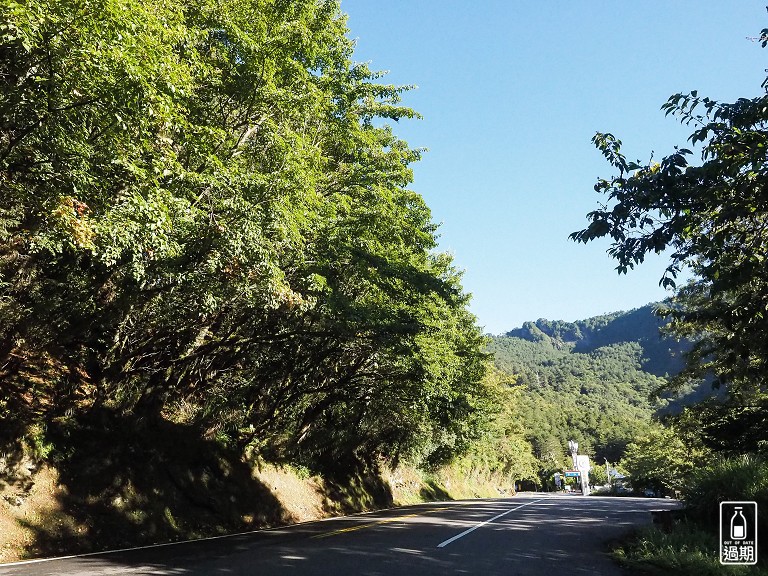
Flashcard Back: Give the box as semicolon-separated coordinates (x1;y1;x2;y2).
0;494;678;575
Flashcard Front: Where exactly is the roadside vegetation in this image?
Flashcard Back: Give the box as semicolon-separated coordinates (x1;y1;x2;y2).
1;0;493;479
572;16;768;573
613;523;757;576
612;456;768;575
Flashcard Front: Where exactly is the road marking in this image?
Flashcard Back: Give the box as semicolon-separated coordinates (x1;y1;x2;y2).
0;504;455;567
0;510;406;567
0;530;261;568
311;507;450;539
437;499;544;548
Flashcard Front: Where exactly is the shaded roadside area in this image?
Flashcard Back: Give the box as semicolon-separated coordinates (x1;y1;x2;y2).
2;409;288;560
0;408;395;562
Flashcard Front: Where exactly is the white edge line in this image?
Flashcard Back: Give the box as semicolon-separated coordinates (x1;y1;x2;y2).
437;498;544;548
0;529;268;568
0;500;465;568
0;513;349;568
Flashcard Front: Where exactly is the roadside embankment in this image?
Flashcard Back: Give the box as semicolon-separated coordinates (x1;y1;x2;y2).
0;411;514;563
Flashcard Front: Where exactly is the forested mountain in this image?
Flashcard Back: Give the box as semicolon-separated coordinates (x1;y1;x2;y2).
503;303;687;377
488;304;701;473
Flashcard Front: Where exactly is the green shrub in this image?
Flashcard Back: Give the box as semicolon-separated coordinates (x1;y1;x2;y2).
25;424;55;461
683;454;768;554
614;523;765;575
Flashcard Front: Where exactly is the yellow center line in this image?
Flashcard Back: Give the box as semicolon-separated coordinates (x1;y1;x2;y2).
311;506;451;539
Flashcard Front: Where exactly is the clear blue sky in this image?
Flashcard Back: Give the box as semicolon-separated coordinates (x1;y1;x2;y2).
342;1;767;334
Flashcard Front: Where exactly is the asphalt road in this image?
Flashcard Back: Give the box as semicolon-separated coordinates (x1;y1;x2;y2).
0;494;678;576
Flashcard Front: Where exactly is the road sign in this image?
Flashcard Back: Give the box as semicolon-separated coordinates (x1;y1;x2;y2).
564;470;580;477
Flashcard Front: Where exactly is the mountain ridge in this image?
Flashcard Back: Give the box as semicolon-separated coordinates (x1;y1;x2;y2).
486;302;702;467
502;303;687;377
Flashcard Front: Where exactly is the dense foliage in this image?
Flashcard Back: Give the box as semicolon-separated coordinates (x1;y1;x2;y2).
452;367;538;484
487;306;685;483
0;0;489;470
621;423;707;494
504;304;688;376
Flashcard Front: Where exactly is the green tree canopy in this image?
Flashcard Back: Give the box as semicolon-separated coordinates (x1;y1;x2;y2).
622;425;708;493
0;0;489;470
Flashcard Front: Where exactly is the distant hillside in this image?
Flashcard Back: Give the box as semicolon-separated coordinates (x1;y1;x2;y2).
503;304;688;377
488;304;703;467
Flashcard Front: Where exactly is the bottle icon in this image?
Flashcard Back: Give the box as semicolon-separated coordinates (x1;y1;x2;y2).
731;507;747;540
